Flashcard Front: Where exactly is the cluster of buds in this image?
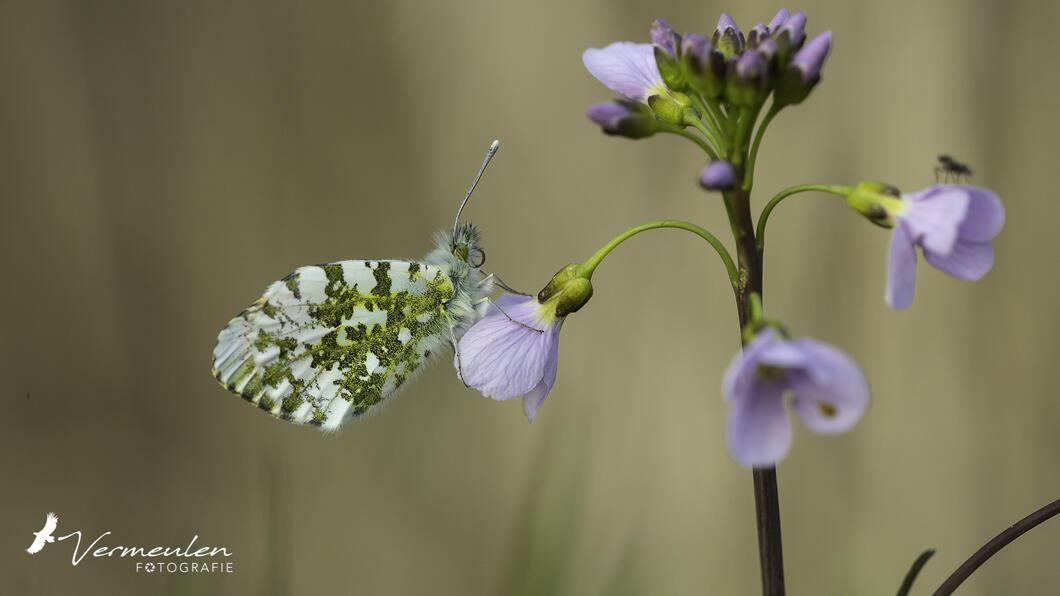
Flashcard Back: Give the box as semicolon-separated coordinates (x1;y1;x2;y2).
584;10;832;157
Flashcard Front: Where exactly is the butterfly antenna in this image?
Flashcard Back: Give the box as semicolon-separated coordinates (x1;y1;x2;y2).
453;140;500;238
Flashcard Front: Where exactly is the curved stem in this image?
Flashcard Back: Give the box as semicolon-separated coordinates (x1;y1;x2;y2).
686;118;725;157
690;93;724;148
664;127;720;160
755;184;852;255
933;498;1060;596
743;103;781;191
577;219;738;287
897;549;936;596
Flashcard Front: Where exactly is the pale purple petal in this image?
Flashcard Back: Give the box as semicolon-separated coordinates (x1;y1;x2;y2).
767;8;791;32
457;297;556;400
522;327;560;423
923;238;995;280
727;380;792;467
900;187;969;255
756;339;814;371
958;186;1005;242
521;381;549;423
583;42;664;102
788;340;869;434
722;329;779;402
886;223;918;310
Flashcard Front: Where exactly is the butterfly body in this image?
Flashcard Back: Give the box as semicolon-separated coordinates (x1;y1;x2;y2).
212;223;492;431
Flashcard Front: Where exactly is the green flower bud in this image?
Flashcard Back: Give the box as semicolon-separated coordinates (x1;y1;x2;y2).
647;94;685;125
537;264;594;317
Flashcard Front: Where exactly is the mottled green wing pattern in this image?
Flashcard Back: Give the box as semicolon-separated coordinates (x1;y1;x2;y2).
212;260;455;430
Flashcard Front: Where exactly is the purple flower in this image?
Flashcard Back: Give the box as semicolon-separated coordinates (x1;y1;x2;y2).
886;185;1005;310
583;42;667;102
723;329;869;467
457;294;563;423
699;160;736;190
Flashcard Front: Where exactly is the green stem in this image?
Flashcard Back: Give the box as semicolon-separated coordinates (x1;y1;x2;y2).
686;118;725;157
576;219;738;287
742;103;781;191
664;127;720;160
755;184;853;255
690;93;725;149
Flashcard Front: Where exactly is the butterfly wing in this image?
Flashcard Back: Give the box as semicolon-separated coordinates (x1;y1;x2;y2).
213;260;456;430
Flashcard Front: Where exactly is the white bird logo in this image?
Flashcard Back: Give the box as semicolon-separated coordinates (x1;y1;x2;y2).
26;513;59;554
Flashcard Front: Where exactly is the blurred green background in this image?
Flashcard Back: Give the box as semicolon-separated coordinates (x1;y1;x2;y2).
4;1;1058;594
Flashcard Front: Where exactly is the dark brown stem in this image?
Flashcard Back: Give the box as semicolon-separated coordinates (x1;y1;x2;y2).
933;498;1060;595
725;176;784;596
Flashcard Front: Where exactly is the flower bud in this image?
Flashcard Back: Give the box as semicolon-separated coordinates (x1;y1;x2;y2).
650;19;681;57
775;11;807;54
712;13;745;59
845;181;904;227
681;34;725;99
586;100;659;139
774;30;831;106
537;264;594;317
767;8;791;32
791;31;831;83
699;160;736;191
727;50;769;106
746;23;770;48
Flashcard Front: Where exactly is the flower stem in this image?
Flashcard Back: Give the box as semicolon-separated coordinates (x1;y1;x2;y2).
753;467;785;596
725;106;784;595
664;127;720;160
575;219;737;287
933;498;1060;595
742;103;781;191
755;184;853;255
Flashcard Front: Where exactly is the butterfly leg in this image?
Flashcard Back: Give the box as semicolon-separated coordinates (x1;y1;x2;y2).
447;316;471;387
479;271;531;296
476;296;545;333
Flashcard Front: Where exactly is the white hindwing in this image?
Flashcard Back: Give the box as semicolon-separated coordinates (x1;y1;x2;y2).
212;260;458;430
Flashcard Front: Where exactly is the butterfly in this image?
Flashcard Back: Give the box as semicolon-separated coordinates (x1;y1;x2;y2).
212;141;500;431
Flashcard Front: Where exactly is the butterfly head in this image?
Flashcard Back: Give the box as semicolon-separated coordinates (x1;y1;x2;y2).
449;222;486;268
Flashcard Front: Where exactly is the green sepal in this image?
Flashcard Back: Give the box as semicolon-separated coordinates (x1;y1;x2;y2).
537;263;593;318
773;68;818;107
683;49;726;99
845;181;904;228
654;46;686;91
647;94;684;125
610;100;661;139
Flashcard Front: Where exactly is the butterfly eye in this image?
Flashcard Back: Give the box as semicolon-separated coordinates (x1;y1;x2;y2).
469;248;486;268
